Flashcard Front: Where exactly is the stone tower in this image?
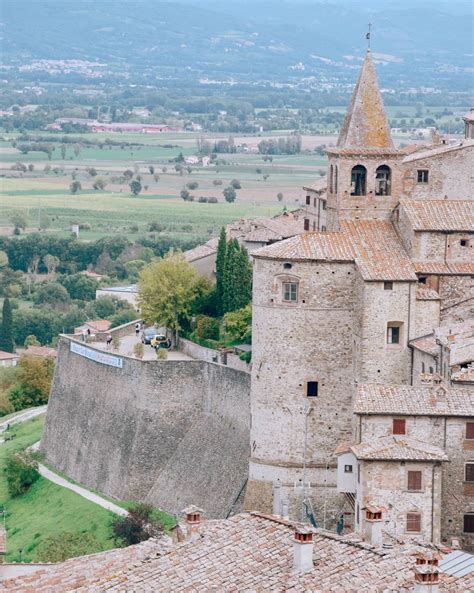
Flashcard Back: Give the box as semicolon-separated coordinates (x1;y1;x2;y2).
326;50;401;230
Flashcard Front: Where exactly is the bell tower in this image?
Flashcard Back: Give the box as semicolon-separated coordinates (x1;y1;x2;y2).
326;50;402;230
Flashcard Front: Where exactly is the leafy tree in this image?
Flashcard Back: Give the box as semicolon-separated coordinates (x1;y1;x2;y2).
70;180;82;194
9;355;55;410
5;451;39;496
186;181;198;190
180;189;191;201
93;296;118;319
230;179;241;189
9;211;28;233
139;252;199;345
13;308;59;345
215;227;226;315
39;214;52;232
148;165;155;175
223;186;236;203
92;177;107;190
86;167;97;177
123;169;134;180
130;180;142;196
43;254;60;275
33;282;70;308
24;334;40;347
112;503;164;546
277;192;284;202
196;315;220;340
0;297;14;352
60;144;67;159
223;304;252;343
36;532;100;563
153;173;160;183
109;309;138;328
213;179;223;186
73;144;82;158
60;273;98;300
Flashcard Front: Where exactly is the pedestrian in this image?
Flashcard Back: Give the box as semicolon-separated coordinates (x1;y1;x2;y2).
135;322;141;337
106;334;112;348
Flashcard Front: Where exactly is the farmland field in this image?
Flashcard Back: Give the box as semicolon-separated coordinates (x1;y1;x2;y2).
0;131;330;241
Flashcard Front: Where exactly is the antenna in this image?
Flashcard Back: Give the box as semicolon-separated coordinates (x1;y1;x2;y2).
366;23;372;50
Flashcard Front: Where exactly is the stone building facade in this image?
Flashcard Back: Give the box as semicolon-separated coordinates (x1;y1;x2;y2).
244;47;474;546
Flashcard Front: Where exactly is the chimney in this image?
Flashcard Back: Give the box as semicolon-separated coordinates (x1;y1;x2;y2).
364;505;384;548
281;500;289;520
181;505;204;541
292;525;314;573
272;480;282;517
413;552;441;593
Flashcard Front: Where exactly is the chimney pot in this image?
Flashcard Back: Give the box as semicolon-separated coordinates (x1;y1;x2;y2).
272;480;282;517
364;505;384;547
182;505;204;525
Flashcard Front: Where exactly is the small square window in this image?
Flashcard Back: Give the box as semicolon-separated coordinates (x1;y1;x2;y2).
417;170;429;183
307;381;318;397
393;419;406;435
384;281;393;290
466;422;474;440
344;465;353;473
282;282;298;302
407;470;422;491
406;512;421;532
465;463;474;482
418;276;427;285
460;239;468;247
321;225;327;231
464;514;474;533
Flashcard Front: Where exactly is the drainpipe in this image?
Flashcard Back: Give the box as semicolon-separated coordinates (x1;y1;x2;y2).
431;464;435;543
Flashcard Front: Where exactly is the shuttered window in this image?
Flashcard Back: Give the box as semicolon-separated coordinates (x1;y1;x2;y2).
464;514;474;533
393;419;406;435
465;463;474;482
407;470;422;491
466;423;474;440
406;512;421;532
304;218;310;231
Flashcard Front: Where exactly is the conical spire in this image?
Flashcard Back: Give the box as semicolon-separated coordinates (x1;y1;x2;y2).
337;50;394;150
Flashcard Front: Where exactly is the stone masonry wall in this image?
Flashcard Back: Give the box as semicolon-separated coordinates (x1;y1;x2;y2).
41;336;250;519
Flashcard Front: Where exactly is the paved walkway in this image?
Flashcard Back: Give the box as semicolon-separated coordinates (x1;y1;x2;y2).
94;333;193;361
36;462;128;516
0;406;47;438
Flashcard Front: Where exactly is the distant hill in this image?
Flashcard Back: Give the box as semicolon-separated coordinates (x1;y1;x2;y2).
1;0;472;90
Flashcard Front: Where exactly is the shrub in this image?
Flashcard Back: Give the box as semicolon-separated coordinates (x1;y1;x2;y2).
208;197;218;203
112;335;120;351
223;305;252;342
110;310;138;328
8;355;55;411
5;451;39;497
196;315;220;340
157;348;168;360
239;350;252;363
212;179;223;186
230;179;241;189
36;532;100;562
198;196;208;203
133;342;144;359
186;181;199;190
112;503;164;546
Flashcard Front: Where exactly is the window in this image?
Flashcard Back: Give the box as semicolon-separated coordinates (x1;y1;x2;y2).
306;195;311;205
460;239;468;247
375;165;391;196
418;276;427;285
393;419;406;435
464;514;474;533
417;170;429;184
387;323;401;345
313;197;317;207
384;281;393;290
357;464;360;483
283;262;292;270
329;164;334;193
282;282;298;303
321;225;327;231
322;200;327;210
344;465;353;473
465;463;474;482
466;423;474;440
334;166;338;193
407;470;423;491
304;218;310;231
422;362;425;373
406;512;421;532
429;366;434;374
306;381;318;397
351;165;367;196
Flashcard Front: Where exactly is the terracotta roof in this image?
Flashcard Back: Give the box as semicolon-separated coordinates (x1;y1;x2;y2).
409;334;438;356
184;237;219;262
302;178;327;192
350;436;448;462
416;287;440;301
3;513;471;592
243;217;305;244
336;50;394;151
85;320;111;332
401;139;474;163
0;350;18;360
254;220;417;282
399;200;474;232
355;383;474;417
326;147;399;156
18;346;57;358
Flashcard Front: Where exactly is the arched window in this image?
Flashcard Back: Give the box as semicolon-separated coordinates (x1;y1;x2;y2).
334;165;338;193
350;165;366;196
375;165;391;196
329;164;333;193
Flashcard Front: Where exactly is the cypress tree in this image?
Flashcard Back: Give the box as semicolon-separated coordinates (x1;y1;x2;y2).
215;227;227;315
0;297;14;353
222;238;239;313
234;245;252;310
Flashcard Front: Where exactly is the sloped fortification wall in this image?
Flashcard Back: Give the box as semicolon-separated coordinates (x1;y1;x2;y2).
41;337;250;518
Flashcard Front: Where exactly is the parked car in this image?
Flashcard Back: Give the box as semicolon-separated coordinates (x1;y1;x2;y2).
142;327;159;344
151;335;171;349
